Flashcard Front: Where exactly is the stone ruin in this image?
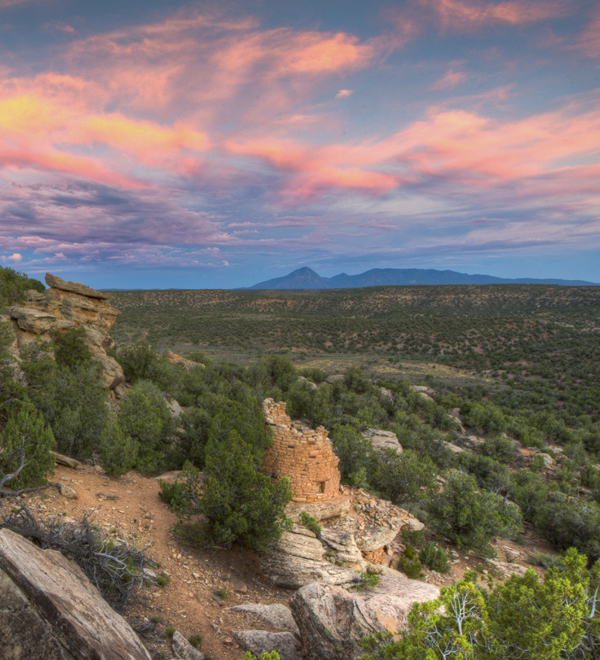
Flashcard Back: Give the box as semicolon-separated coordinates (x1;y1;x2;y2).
261;398;341;503
4;273;125;396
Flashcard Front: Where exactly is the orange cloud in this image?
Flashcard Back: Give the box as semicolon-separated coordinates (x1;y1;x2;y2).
80;115;210;163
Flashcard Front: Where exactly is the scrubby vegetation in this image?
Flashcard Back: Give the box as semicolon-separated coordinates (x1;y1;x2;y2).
4;264;600;654
363;548;600;660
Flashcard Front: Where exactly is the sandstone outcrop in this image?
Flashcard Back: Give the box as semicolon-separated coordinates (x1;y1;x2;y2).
6;273;125;394
0;528;151;660
262;399;341;503
289;577;440;660
167;350;204;371
289;582;384;660
260;525;359;589
232;630;301;660
363;428;403;453
228;603;300;636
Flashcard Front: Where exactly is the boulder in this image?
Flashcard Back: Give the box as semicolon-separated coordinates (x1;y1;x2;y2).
172;630;205;660
443;441;465;454
358;575;440;632
362;428;403;454
380;387;394;403
289;583;384;660
232;630;301;660
298;376;318;391
8;305;56;334
537;452;556;469
260;526;358;589
354;526;399;553
166;397;184;418
289;577;440;660
410;385;435;396
228;603;300;636
0;528;151;659
324;374;345;384
456;435;486;451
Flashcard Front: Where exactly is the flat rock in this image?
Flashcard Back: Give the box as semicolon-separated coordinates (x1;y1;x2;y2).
456;435;486;450
363;428;403;453
172;630;205;660
324;374;345;384
228;603;300;636
487;559;528;578
287;495;351;522
297;375;318;390
0;528;151;659
443;441;465;453
167;351;204;371
232;630;301;660
45;273;109;300
410;385;435;396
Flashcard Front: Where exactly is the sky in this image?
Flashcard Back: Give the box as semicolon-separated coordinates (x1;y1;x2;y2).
0;0;599;289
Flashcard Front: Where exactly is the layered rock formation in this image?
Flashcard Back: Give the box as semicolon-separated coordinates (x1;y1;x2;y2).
0;528;151;659
6;273;125;394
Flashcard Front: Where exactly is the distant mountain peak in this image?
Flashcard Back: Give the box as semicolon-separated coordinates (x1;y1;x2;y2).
248;267;598;290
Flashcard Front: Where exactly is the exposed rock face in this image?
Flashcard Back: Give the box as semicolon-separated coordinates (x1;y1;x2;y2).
289;578;440;660
228;603;300;636
0;528;151;660
260;525;359;589
262;399;341;503
358;575;440;632
7;273;124;392
289;583;384;660
232;630;301;660
363;428;403;453
167;350;204;371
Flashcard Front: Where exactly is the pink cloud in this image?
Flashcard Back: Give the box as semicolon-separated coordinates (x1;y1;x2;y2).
576;8;600;57
418;0;567;30
336;89;354;98
429;69;468;90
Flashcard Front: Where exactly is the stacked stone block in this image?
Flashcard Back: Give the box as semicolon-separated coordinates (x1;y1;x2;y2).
261;398;341;503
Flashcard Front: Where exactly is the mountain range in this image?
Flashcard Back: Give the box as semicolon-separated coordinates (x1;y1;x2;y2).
249;267;599;289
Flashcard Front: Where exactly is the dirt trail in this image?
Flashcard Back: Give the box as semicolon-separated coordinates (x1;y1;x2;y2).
24;465;294;660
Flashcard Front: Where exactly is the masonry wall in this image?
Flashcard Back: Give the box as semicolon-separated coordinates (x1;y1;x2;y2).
261;398;341;503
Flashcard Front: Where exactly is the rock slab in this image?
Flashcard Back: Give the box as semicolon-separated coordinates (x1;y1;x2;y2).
289;582;384;660
232;630;301;660
0;528;151;660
